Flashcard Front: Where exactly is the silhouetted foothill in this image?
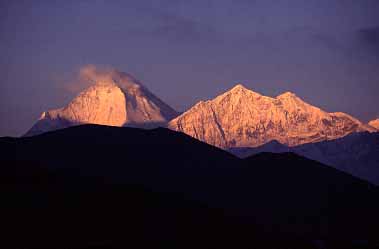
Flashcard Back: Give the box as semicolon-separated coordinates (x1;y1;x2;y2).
1;125;379;248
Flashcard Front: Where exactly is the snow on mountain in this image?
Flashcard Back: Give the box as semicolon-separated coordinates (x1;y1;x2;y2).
230;132;379;185
369;118;379;130
25;69;178;136
168;84;375;148
228;140;290;158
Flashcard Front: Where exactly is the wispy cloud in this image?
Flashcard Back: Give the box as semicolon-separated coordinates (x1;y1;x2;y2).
129;9;222;45
358;26;379;56
150;13;219;43
65;65;114;93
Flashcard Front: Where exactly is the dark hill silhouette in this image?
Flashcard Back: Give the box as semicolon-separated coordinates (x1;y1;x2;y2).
242;153;379;237
1;125;379;249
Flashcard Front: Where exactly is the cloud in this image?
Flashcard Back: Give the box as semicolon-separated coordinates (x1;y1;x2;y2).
357;26;379;56
79;64;113;83
126;3;222;44
65;65;114;93
151;13;219;43
64;65;142;93
281;25;379;61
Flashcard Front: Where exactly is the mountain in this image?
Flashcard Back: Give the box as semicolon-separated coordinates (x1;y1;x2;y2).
1;125;379;248
25;69;178;136
168;84;374;149
229;140;290;157
369;118;379;130
230;132;379;185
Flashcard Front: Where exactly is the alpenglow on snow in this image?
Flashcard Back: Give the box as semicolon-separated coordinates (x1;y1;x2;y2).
168;84;375;148
26;69;178;136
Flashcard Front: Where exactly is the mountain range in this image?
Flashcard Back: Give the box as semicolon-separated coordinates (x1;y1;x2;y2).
2;124;379;248
230;132;379;185
4;67;379;247
168;84;375;148
26;70;377;145
24;69;379;185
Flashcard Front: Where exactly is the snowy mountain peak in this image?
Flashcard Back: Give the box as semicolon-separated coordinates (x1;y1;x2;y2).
25;68;178;136
230;83;248;91
168;85;373;148
217;84;265;102
277;91;298;99
369;118;379;130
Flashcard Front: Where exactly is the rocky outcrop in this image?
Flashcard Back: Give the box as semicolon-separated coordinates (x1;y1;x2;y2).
168;84;374;148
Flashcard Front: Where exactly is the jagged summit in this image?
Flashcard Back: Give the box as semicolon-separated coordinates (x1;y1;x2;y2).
226;83;262;96
168;84;375;148
25;67;178;136
214;84;270;107
229;83;248;91
277;91;298;99
369;118;379;130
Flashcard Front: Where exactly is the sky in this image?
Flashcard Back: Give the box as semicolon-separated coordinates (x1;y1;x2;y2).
1;0;379;136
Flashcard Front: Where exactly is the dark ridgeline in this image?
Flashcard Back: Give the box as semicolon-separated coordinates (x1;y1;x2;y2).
1;125;379;249
229;132;379;185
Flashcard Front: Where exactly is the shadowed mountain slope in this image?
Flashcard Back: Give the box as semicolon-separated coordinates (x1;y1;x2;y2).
1;125;379;248
230;132;379;185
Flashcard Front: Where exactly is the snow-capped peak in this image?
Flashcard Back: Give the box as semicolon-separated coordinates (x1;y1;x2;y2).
168;84;373;148
215;84;266;103
277;91;298;99
230;83;247;91
369;118;379;130
25;68;178;136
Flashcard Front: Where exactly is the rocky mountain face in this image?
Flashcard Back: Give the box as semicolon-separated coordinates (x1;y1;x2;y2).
25;70;178;136
369;118;379;130
168;84;374;148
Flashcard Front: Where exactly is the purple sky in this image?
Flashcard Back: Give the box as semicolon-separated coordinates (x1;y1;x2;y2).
1;0;379;136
